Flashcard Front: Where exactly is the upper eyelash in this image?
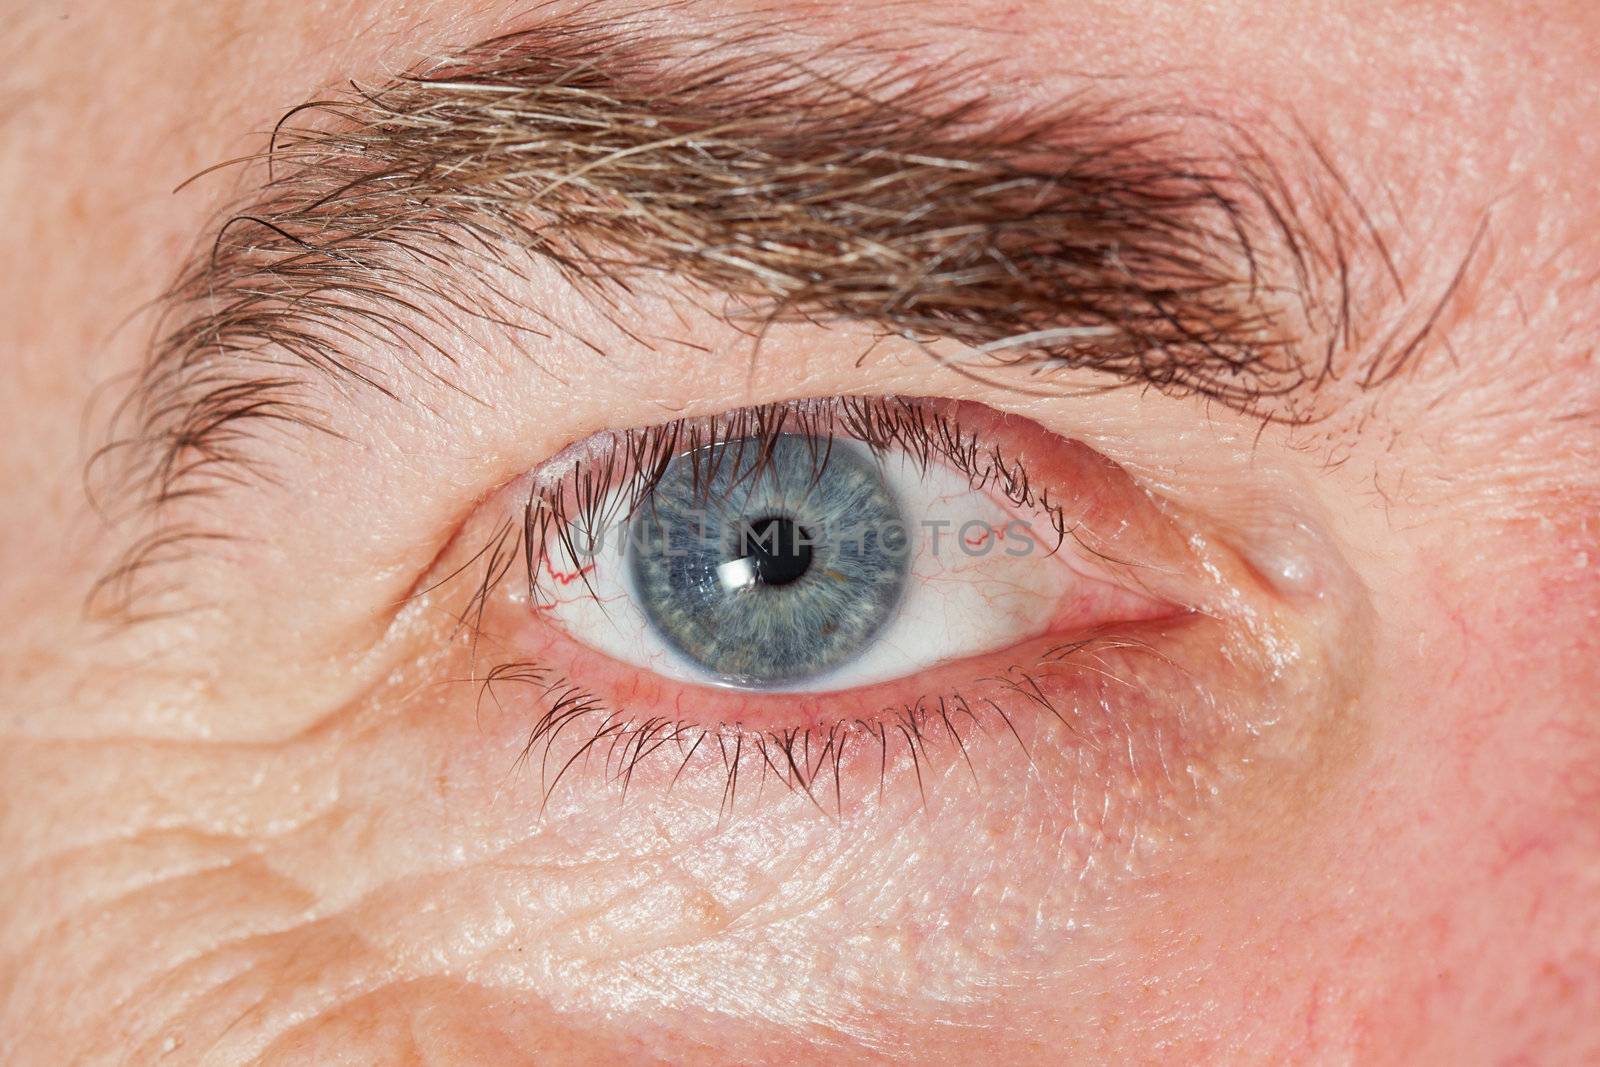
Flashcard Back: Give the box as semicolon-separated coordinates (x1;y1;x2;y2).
509;395;1070;614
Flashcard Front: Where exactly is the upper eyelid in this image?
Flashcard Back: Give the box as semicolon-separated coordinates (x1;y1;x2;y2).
478;398;1186;636
86;10;1429;620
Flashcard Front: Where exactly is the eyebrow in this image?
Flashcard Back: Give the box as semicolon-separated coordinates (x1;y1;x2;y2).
91;10;1438;613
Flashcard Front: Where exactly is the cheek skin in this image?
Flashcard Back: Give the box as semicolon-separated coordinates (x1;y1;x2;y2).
1123;515;1600;1064
0;505;1588;1065
1308;516;1600;1061
7;499;1581;1065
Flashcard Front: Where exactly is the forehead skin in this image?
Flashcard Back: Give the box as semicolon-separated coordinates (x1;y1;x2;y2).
1;1;1598;1064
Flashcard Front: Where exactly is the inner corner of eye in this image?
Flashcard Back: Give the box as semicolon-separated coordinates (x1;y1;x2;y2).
501;398;1172;696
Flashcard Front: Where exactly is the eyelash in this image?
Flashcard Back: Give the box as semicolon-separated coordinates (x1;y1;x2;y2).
485;647;1113;818
442;395;1144;815
513;395;1070;605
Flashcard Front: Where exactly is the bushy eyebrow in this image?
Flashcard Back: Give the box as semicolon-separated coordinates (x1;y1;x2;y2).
90;10;1435;614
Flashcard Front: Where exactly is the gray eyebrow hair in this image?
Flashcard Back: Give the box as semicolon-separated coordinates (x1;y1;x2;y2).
90;11;1424;615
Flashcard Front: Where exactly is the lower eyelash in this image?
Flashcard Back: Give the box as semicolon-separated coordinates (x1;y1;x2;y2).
478;638;1139;818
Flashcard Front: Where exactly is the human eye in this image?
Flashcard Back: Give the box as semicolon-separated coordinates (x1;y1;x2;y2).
425;394;1250;817
530;397;1168;696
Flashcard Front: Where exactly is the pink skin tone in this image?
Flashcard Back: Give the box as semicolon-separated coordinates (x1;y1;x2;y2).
2;1;1598;1064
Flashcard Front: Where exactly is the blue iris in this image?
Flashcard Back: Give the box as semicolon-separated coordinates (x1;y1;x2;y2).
626;435;910;687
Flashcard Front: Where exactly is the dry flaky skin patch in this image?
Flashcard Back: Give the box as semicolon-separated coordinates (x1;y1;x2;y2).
85;8;1448;619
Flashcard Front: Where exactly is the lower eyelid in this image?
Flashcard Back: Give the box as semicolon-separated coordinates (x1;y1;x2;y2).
491;616;1183;732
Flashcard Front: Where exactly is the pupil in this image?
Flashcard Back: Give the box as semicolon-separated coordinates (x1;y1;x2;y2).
739;515;813;587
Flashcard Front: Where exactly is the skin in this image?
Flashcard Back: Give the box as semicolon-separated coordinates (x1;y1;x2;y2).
2;1;1598;1064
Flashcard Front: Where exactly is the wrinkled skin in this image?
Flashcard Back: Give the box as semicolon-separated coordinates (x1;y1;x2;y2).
2;1;1598;1064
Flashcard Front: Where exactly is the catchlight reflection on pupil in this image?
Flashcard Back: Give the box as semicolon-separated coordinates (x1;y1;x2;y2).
626;435;911;688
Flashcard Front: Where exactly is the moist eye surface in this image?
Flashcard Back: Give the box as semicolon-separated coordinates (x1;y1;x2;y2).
626;434;910;687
